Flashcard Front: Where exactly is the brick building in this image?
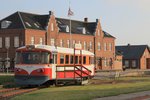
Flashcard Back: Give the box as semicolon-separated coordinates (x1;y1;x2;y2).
116;44;150;69
0;11;116;70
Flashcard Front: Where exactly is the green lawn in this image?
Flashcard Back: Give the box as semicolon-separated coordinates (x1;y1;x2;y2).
0;74;15;88
11;77;150;100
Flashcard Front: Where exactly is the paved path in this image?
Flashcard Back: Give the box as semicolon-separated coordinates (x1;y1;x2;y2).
93;91;150;100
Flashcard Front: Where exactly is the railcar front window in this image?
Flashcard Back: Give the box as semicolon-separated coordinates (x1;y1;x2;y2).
16;52;50;64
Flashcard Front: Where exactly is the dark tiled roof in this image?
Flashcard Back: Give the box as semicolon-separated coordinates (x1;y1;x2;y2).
19;12;49;30
0;11;115;38
116;45;149;59
103;31;115;38
56;18;96;35
0;12;24;29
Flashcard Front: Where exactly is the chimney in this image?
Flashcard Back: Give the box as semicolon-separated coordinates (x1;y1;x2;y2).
84;17;88;23
49;11;54;15
96;19;99;22
127;43;130;46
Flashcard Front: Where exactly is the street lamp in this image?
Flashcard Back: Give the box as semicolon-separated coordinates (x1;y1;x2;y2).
5;46;9;74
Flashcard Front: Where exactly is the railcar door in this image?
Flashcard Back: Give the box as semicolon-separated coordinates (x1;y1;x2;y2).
51;53;57;79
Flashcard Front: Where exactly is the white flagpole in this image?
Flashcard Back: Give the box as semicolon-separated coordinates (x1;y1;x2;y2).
68;1;74;48
69;15;72;48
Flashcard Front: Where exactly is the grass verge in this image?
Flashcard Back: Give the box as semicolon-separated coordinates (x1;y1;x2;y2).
11;77;150;100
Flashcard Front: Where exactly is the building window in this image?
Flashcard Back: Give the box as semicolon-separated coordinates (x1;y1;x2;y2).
104;43;107;51
78;41;81;44
125;60;129;67
98;29;100;36
84;41;86;50
39;38;43;45
104;58;107;67
72;40;75;47
89;41;92;50
5;37;10;48
66;25;69;32
98;42;100;51
51;38;55;46
109;43;112;51
25;22;31;27
60;39;63;47
0;37;2;48
14;36;19;47
67;40;70;48
132;60;136;68
51;23;54;31
31;37;34;45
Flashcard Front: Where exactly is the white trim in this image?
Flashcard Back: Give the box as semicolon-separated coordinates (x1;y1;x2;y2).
18;45;94;56
15;65;50;75
18;12;26;29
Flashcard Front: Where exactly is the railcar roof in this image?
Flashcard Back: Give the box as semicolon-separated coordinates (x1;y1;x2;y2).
17;45;94;56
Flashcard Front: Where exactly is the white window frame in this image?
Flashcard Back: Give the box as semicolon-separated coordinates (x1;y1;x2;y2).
39;38;43;45
72;40;75;47
89;41;92;50
132;60;136;67
98;42;100;51
51;38;55;46
14;36;19;47
104;43;107;51
5;37;10;48
125;60;129;67
109;43;112;51
60;39;63;47
31;37;34;45
104;58;107;67
0;37;2;48
67;40;70;48
98;29;100;36
51;23;54;31
84;41;86;50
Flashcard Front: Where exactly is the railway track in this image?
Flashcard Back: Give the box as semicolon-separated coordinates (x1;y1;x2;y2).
0;87;39;100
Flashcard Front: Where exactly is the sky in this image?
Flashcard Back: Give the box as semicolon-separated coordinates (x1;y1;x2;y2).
0;0;150;46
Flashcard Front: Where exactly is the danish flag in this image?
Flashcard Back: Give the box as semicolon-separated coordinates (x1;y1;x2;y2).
68;7;74;16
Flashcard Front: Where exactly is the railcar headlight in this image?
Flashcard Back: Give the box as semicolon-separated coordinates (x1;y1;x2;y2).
37;68;44;73
15;68;22;72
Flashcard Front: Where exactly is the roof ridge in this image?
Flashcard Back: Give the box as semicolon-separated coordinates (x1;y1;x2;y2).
56;17;96;23
17;11;41;16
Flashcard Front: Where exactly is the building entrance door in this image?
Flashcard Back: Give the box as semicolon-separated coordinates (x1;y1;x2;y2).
146;58;150;69
97;58;102;70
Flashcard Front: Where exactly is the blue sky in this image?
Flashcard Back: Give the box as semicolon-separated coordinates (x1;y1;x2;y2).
0;0;150;46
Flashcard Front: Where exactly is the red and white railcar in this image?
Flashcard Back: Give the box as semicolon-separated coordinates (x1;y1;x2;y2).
14;45;95;86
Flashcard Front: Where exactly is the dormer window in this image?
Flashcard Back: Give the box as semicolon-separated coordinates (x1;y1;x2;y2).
77;27;86;34
1;20;12;29
25;22;31;27
60;25;69;33
34;23;39;28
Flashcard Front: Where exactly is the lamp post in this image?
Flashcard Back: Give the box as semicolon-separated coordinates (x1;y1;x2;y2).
6;46;9;74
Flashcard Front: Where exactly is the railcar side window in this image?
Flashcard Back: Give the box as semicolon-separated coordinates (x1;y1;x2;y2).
60;54;64;64
70;55;73;64
65;55;69;64
79;56;82;64
75;56;78;64
83;56;86;64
